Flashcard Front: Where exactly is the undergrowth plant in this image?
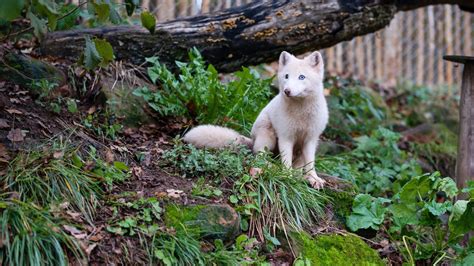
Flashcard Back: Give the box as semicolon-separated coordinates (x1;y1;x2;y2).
2;141;101;222
347;172;474;264
161;139;250;179
0;196;84;265
317;127;421;196
134;48;273;132
233;153;329;239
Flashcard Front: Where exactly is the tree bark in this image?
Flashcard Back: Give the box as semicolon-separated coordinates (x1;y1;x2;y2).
40;0;473;73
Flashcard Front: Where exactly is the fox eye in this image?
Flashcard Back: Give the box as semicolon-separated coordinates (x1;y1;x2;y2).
298;75;305;80
285;74;289;79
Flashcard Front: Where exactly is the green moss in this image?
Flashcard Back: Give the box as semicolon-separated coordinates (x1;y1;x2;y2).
324;189;356;224
294;232;384;266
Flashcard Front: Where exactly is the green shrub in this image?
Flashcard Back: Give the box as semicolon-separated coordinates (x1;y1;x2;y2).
134;48;273;132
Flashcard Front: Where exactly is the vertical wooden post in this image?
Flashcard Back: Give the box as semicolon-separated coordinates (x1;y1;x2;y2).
384;13;401;87
445;5;454;86
375;32;383;82
416;8;425;85
427;6;435;86
444;56;474;194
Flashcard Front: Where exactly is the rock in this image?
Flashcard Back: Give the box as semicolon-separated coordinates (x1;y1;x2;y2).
0;52;65;93
292;232;385;266
164;204;240;242
100;73;155;126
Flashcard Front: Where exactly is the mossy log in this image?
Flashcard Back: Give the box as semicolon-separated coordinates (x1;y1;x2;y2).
40;0;473;73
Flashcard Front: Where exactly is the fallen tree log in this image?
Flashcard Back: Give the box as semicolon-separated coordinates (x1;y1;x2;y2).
40;0;473;72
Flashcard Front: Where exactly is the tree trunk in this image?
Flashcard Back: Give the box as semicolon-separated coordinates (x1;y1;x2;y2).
40;0;473;73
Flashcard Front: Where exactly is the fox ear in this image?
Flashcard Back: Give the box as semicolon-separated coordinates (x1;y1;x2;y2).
306;51;324;71
279;51;293;66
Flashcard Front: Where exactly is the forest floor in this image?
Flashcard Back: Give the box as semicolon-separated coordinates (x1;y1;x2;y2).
1;44;470;265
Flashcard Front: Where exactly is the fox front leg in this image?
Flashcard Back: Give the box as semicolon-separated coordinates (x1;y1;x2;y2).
278;138;294;168
302;140;325;189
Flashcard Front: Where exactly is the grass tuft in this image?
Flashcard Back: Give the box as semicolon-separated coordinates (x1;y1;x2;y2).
0;196;84;265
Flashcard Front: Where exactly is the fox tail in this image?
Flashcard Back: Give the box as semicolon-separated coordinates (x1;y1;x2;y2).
182;125;252;149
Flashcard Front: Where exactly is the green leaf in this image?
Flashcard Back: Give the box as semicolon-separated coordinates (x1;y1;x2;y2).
455;252;474;266
108;4;121;24
38;0;59;14
93;3;110;22
425;200;451;216
82;36;102;70
450;200;468;222
141;11;156;34
449;201;474;236
27;11;48;40
125;0;139;16
388;203;419;231
66;99;78;113
399;173;432;203
229;195;239;204
346;194;390;231
93;38;114;66
0;0;24;21
113;161;129;171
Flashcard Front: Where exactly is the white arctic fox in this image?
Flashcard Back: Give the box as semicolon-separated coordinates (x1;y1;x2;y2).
183;50;328;189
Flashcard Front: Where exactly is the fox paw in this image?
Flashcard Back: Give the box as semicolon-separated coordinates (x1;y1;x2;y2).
249;167;263;177
305;173;326;189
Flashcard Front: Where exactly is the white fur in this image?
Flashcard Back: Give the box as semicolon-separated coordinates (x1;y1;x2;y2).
183;125;252;149
182;51;328;188
251;51;328;188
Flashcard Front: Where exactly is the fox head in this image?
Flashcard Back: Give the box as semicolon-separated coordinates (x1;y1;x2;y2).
277;51;324;98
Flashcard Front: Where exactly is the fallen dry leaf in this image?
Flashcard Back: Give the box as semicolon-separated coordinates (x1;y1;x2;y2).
89;233;104;242
66;210;83;222
155;191;168;198
85;243;98;256
0;144;10;163
63;225;87;239
249;167;263;177
53;150;64;159
132;166;143;178
105;149;114;163
0;119;9;129
9;98;20;104
7;128;25;142
6;108;23;115
166;189;184;199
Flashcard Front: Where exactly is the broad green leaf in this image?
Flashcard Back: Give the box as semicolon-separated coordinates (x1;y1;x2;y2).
93;38;114;66
455;252;474;266
425;200;451;216
108;4;121;24
141;11;156;34
450;200;469;222
435;177;458;198
125;0;139;16
27;11;48;39
449;201;474;236
388;203;418;230
0;0;24;21
93;3;110;22
346;194;390;231
38;0;59;14
82;36;102;70
399;173;432;203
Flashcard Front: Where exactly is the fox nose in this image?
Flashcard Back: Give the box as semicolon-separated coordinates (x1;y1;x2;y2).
284;89;291;96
